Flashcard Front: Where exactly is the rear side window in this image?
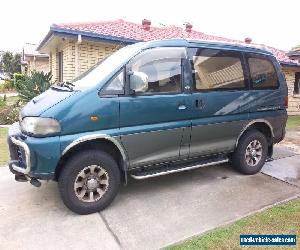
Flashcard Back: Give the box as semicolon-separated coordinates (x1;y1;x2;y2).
188;48;246;91
248;57;278;89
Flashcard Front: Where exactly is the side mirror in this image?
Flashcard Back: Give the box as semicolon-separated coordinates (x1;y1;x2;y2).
129;71;148;94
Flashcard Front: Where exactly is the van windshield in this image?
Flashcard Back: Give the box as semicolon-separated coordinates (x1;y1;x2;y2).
73;45;141;89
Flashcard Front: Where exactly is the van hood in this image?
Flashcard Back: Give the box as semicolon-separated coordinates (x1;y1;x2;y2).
21;88;77;118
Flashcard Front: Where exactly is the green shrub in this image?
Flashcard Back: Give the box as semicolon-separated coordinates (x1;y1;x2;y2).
14;73;25;85
16;71;52;102
3;79;14;91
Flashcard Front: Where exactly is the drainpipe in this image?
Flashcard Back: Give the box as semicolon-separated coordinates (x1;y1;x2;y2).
75;34;82;77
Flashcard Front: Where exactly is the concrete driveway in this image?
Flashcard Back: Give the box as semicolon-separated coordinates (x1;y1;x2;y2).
0;147;299;250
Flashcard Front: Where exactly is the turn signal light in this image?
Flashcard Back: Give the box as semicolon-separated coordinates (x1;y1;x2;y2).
90;116;98;121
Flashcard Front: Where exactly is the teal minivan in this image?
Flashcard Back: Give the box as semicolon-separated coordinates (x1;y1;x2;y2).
8;39;288;214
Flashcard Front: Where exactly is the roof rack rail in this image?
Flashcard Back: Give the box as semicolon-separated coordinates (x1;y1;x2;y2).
187;39;272;53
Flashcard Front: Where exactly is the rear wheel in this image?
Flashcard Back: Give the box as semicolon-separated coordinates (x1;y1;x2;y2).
232;130;268;175
58;149;120;214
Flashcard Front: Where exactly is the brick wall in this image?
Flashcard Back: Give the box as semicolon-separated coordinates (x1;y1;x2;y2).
62;40;75;82
283;68;300;115
77;41;119;76
33;58;49;73
25;57;49;74
55;39;120;82
49;51;59;82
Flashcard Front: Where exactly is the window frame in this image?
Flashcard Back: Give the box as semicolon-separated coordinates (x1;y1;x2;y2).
125;47;186;96
187;47;249;93
294;72;300;95
99;68;125;96
245;53;279;90
58;51;63;82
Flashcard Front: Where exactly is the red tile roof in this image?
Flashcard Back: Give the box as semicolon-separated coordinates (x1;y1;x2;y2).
52;19;296;65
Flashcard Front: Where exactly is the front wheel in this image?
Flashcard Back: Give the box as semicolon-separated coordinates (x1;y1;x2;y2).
232;130;268;175
58;150;120;214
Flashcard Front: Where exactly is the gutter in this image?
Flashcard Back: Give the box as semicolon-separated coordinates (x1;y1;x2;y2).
37;30;54;51
37;26;143;51
280;61;300;68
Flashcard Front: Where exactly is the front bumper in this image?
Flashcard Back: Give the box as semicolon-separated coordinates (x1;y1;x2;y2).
8;137;31;174
7;122;60;180
7;122;31;176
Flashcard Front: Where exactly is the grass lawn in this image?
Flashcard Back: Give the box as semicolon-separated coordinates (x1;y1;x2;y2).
286;116;300;130
0;127;8;166
166;199;300;250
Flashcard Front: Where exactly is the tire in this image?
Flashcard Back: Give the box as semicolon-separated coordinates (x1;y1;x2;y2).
58;149;120;214
232;129;268;175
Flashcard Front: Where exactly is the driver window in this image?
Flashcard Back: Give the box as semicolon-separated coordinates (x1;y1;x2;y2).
130;47;186;94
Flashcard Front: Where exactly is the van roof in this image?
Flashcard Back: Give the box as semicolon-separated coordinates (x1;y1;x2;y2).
139;38;274;57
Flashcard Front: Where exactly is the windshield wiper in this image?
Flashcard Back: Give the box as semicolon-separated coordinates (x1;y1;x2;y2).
52;81;75;91
59;81;74;90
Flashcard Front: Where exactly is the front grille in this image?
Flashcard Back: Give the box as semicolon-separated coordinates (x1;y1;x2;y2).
8;136;26;169
16;146;26;169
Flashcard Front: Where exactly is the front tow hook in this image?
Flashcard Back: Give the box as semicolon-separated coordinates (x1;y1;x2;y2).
29;178;42;188
15;174;41;187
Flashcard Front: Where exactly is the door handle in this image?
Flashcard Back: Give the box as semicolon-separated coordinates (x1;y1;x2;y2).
195;99;204;109
178;104;187;110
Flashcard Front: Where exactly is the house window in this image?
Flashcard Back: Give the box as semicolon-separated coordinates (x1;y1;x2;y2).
294;72;300;95
58;52;63;82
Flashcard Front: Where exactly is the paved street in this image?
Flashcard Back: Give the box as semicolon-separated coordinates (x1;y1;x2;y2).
0;147;299;250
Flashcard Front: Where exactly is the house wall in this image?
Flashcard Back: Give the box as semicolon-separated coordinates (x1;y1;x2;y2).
34;58;50;73
49;51;58;82
25;57;49;74
49;39;120;82
77;41;119;76
282;68;300;115
63;40;75;81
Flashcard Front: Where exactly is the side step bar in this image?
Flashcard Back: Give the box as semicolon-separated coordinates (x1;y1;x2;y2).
131;157;229;180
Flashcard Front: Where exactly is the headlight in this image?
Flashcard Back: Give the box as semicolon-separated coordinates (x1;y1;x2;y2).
21;117;61;136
